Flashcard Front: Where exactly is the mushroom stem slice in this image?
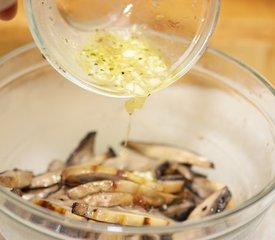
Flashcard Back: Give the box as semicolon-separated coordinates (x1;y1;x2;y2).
156;161;193;181
11;188;23;196
179;187;202;205
171;163;194;181
0;170;33;189
62;164;163;191
163;201;195;221
47;187;67;200
188;186;231;220
190;177;225;199
83;192;134;207
158;180;184;193
66;131;97;166
67;180;114;199
67;180;175;203
124;141;214;169
30;170;62;189
67;179;177;207
160;175;185;181
72;203;169;226
62;164;121;186
32;199;86;221
22;184;60;201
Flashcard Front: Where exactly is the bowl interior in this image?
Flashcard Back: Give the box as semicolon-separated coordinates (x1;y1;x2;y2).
0;45;274;240
0;46;274;208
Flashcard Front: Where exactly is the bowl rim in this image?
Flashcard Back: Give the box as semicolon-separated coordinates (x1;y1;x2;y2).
0;43;274;235
23;0;221;98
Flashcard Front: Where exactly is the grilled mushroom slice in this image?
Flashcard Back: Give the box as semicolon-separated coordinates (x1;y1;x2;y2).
62;164;164;191
160;174;185;181
62;164;120;186
47;187;77;207
179;187;202;205
143;192;179;207
83;192;134;207
32;199;86;221
11;188;23;196
22;184;60;201
156;161;193;181
47;187;67;200
188;186;231;220
47;160;65;172
30;170;62;189
155;161;170;179
67;179;178;206
66;131;97;166
158;180;184;194
124;141;214;169
67;180;114;199
190;177;224;199
171;163;194;181
162;200;195;221
0;170;33;189
72;203;169;226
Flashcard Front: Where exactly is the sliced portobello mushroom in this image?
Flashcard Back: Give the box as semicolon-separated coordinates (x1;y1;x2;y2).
124;141;214;169
11;188;23;196
179;187;202;205
160;174;185;181
67;179;178;206
72;203;169;226
32;198;86;221
142;192;179;207
156;161;193;181
22;184;60;201
158;180;184;194
155;161;170;179
30;170;62;189
47;187;76;207
83;192;134;207
188;186;231;220
67;180;114;199
190;177;224;199
0;170;33;189
62;164;122;186
162;200;195;221
62;164;164;191
171;163;194;181
66;131;97;166
47;187;67;200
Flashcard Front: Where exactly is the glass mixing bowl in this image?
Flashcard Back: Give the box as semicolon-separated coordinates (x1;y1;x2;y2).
0;44;274;240
24;0;220;97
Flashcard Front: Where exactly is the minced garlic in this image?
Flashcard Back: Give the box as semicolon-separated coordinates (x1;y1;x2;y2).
78;27;169;114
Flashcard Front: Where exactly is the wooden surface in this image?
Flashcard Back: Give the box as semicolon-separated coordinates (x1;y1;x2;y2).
0;0;275;85
210;0;275;85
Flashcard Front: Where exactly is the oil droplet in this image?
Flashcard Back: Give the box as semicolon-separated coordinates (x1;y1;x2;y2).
125;96;147;115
